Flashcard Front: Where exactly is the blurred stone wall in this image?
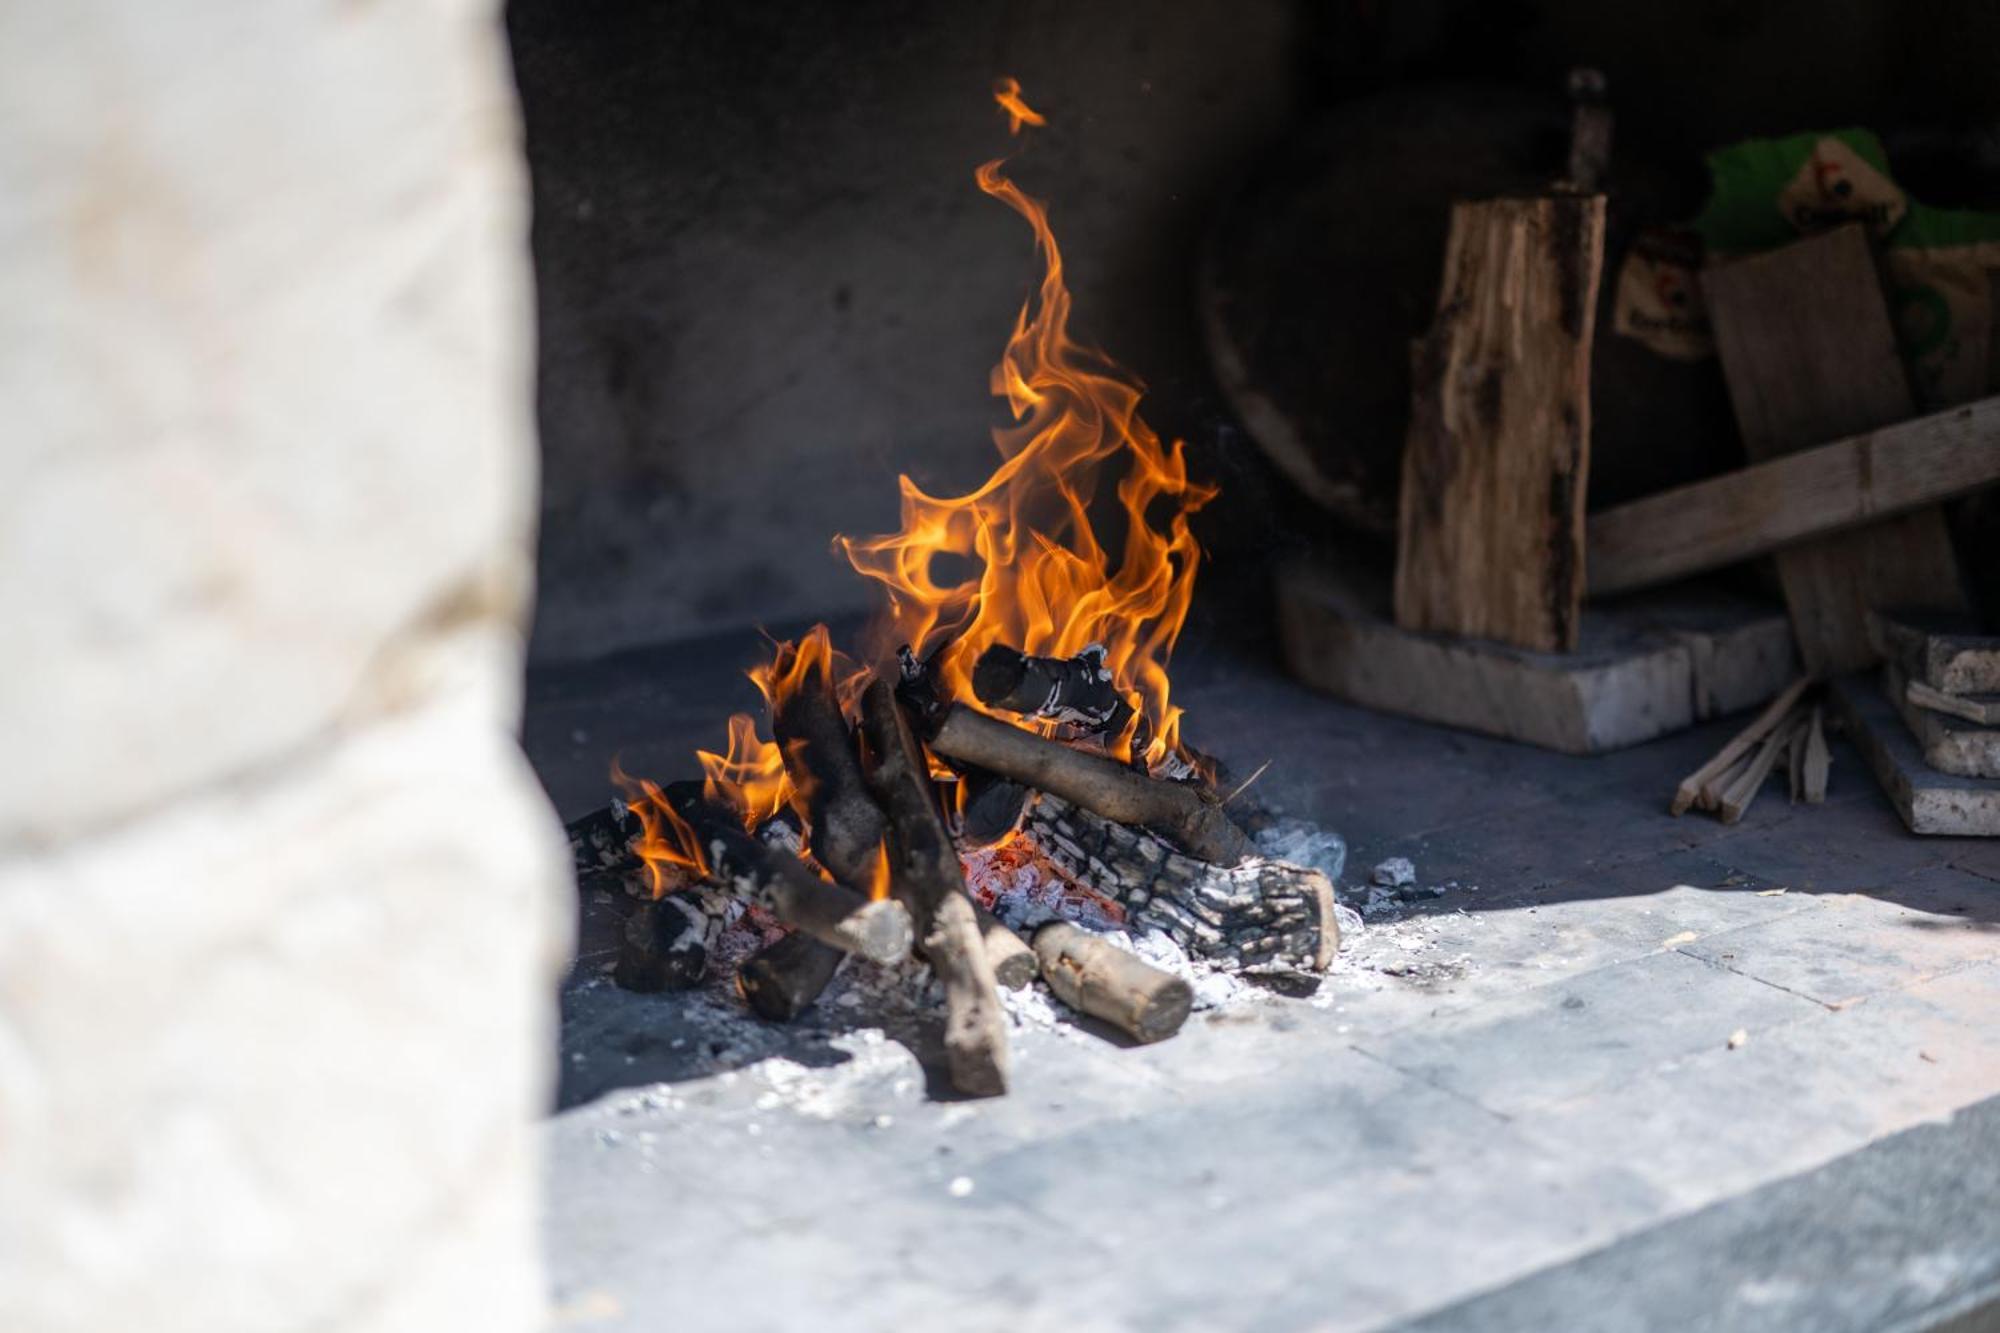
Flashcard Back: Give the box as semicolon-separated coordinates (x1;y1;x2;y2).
0;4;570;1330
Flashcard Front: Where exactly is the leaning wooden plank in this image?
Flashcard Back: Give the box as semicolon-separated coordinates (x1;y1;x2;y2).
1719;714;1805;824
1786;723;1808;804
1869;609;2000;696
1671;676;1815;815
1884;664;2000;779
1393;193;1606;653
1702;225;1966;674
1586;396;2000;597
1829;675;2000;835
1906;679;2000;727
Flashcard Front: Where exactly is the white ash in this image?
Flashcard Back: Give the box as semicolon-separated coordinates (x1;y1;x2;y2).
1255;818;1348;884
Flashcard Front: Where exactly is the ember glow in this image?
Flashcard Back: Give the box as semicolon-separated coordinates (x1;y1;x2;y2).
616;77;1216;875
838;79;1215;770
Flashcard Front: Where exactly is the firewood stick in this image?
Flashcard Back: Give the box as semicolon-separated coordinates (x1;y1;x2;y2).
971;642;1133;734
1720;715;1806;825
761;644;895;1016
1671;676;1815;815
772;646;888;884
974;904;1038;990
1021;793;1337;973
737;930;845;1021
858;681;1009;1097
1802;704;1831;804
926;703;1252;865
662;784;912;964
1032;922;1193;1044
1787;720;1808;804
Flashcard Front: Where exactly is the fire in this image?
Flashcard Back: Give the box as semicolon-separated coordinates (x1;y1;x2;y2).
837;79;1215;770
609;761;706;897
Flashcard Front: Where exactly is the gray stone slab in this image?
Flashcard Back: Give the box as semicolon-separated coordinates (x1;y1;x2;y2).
1681;870;2000;1007
1407;1089;2000;1333
1833;673;2000;836
1357;948;1825;1116
1279;561;1797;755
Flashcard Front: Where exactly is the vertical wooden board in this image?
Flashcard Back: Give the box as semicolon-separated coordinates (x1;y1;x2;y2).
1394;194;1606;653
1702;225;1965;674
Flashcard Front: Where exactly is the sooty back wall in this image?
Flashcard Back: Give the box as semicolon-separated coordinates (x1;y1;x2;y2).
509;0;1306;663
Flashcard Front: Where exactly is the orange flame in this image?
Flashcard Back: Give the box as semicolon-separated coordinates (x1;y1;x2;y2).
836;79;1215;769
610;760;708;897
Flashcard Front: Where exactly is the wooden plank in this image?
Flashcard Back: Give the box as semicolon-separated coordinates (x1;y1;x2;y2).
1829;675;2000;835
1394;193;1606;653
1884;663;2000;778
1702;225;1966;674
1280;561;1797;755
1586;396;2000;597
1869;609;2000;696
1906;680;2000;727
1671;676;1815;816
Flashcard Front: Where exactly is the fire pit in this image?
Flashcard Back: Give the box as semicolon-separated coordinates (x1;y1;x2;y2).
567;81;1345;1096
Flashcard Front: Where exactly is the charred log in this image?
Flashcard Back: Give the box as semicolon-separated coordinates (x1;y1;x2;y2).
567;802;645;878
613;890;725;993
972;643;1134;735
1021;793;1338;973
737;930;845;1021
662;783;912;965
925;704;1253;865
857;680;1010;1097
955;765;1031;844
1032;921;1193;1043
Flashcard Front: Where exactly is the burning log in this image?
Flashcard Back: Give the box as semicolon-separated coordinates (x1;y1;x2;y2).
924;703;1253;865
1032;922;1193;1043
744;638;898;1019
858;680;1010;1097
614;890;725;993
661;783;912;965
1022;793;1337;973
972;643;1134;735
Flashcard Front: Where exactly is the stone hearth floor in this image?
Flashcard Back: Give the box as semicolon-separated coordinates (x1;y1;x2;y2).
525;624;2000;1333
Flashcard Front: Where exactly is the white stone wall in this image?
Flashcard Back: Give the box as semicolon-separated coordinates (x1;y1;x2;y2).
0;4;570;1331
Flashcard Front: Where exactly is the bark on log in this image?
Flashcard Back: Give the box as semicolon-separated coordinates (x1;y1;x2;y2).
1020;793;1337;973
1032;922;1193;1043
662;783;912;965
737;930;845;1021
972;643;1134;734
926;704;1252;866
857;681;1010;1097
613;890;724;993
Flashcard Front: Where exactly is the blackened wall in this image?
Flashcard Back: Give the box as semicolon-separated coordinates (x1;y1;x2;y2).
509;0;1308;662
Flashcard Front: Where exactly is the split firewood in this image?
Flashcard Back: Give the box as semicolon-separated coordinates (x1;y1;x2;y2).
925;703;1252;865
972;642;1134;735
1906;678;2000;727
1032;922;1193;1044
1021;793;1337;973
858;681;1009;1097
736;930;845;1022
1786;721;1808;804
975;904;1038;990
661;783;912;965
1671;675;1815;815
613;889;726;993
1719;715;1806;825
1802;704;1831;804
